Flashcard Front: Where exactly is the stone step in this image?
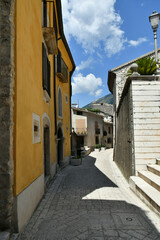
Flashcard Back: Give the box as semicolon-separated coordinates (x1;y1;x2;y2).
147;164;160;176
156;158;160;165
129;176;160;216
138;170;160;192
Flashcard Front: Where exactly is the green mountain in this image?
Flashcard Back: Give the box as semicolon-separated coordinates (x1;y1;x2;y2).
83;94;113;109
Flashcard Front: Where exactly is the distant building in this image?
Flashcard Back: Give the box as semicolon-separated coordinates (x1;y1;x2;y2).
92;103;113;116
72;108;113;156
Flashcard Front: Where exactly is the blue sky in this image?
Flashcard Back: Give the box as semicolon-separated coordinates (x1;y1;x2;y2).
61;0;160;107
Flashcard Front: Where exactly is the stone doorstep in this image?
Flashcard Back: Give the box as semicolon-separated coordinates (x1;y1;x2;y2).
147;164;160;176
138;170;160;192
129;176;160;216
0;232;10;240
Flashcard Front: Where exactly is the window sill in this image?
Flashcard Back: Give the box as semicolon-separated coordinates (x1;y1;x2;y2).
43;90;51;103
58;115;63;120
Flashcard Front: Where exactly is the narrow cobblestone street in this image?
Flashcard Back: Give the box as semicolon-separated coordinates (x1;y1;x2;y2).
13;149;160;240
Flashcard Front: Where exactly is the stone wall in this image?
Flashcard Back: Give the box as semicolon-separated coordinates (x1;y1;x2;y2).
0;0;15;231
114;81;134;180
115;74;160;180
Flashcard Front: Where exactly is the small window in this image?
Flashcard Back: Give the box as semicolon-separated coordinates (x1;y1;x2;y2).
95;136;99;144
58;87;63;118
33;113;41;144
77;111;82;115
65;94;68;104
108;127;111;134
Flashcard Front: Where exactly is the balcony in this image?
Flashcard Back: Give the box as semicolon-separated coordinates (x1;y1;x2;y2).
56;51;68;83
42;1;58;55
95;128;100;135
73;128;87;136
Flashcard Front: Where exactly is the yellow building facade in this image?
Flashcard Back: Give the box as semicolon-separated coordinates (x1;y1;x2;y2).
0;0;75;233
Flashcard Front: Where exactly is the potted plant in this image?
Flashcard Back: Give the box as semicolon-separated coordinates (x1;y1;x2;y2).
127;57;158;76
70;155;82;166
95;144;100;152
101;144;106;151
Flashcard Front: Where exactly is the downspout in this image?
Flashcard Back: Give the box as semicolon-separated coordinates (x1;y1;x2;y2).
69;68;75;153
53;55;57;135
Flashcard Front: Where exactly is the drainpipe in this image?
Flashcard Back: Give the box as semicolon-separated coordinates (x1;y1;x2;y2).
69;68;75;153
53;55;57;135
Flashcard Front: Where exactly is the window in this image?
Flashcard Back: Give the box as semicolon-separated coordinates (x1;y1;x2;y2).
108;127;111;134
42;43;51;99
42;0;57;33
58;87;63;118
42;1;47;27
32;113;41;144
95;121;100;134
65;94;68;104
56;50;68;83
103;130;107;136
77;111;82;115
42;1;58;55
95;136;99;144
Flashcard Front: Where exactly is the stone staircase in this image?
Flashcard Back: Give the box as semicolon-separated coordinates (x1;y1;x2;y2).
129;159;160;216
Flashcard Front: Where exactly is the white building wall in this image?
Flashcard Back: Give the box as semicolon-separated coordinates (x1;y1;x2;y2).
131;79;160;171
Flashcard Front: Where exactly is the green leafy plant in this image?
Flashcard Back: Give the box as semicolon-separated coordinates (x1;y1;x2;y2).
82;108;101;113
95;144;100;149
101;144;106;147
127;57;158;76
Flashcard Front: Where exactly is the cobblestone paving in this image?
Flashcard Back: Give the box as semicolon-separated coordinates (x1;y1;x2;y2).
15;149;160;240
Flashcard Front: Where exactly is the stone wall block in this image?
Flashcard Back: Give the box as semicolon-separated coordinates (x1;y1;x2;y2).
0;76;12;88
0;0;15;231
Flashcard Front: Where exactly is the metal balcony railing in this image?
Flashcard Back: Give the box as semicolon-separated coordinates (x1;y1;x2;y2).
57;51;68;83
42;0;58;55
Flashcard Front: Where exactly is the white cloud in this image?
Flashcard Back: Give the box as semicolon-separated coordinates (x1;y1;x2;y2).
72;73;103;96
128;37;147;47
95;89;103;97
76;58;93;72
61;0;125;56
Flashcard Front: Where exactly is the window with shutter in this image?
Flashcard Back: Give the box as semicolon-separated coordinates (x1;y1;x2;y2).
56;50;68;83
58;87;63;118
42;43;51;100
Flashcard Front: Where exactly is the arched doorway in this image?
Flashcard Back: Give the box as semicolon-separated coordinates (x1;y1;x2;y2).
57;127;63;166
44;126;50;178
42;114;51;185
